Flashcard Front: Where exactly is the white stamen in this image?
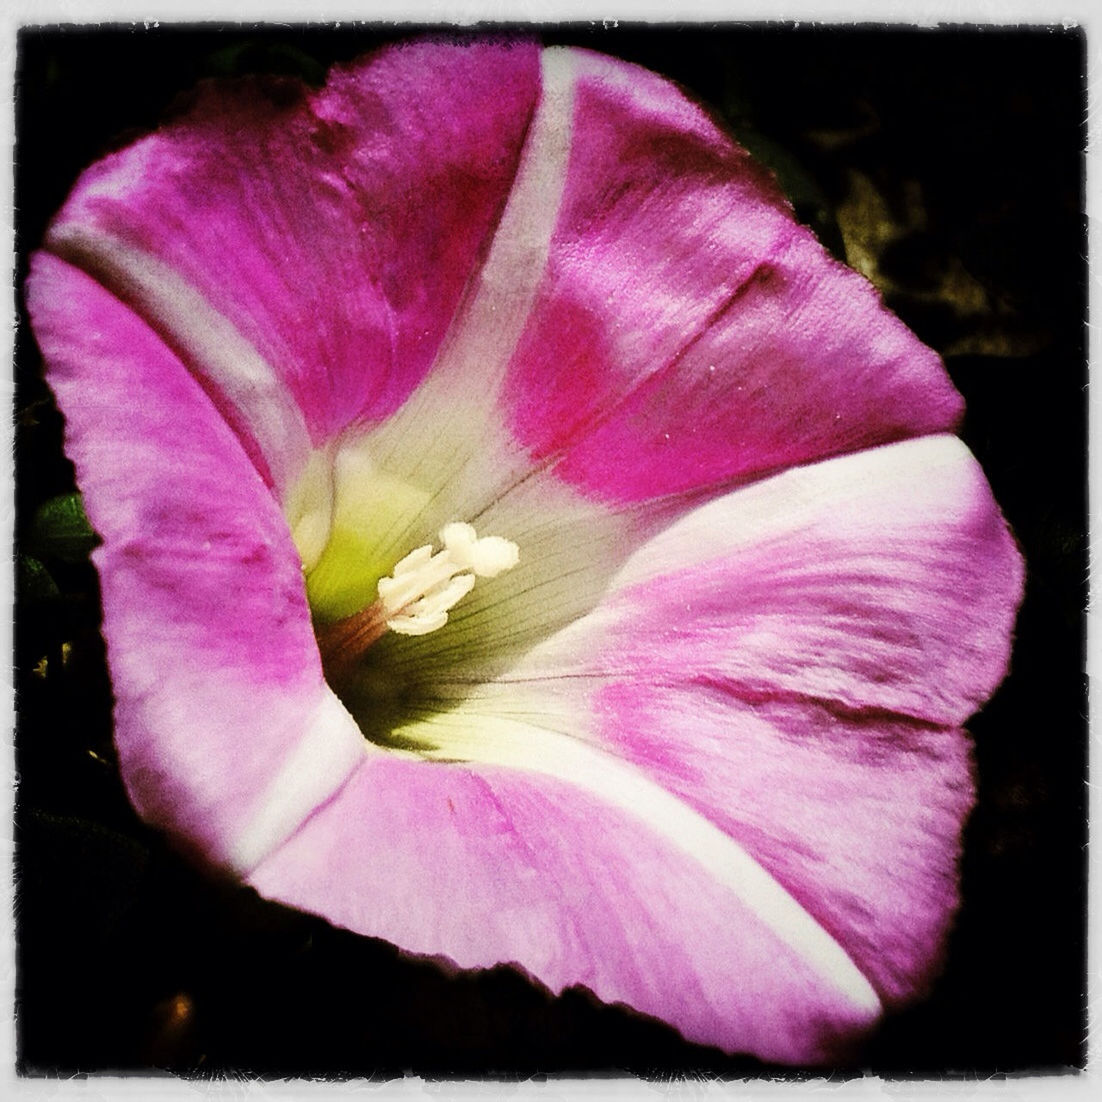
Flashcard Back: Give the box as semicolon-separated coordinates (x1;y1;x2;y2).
378;523;519;636
391;544;433;577
442;522;521;578
385;610;449;636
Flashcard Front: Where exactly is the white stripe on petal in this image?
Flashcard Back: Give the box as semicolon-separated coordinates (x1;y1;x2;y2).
485;433;1020;731
227;690;370;873
347;48;580;549
46;223;313;496
397;704;881;1022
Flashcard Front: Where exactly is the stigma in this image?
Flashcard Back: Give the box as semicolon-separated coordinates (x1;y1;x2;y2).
379;522;519;636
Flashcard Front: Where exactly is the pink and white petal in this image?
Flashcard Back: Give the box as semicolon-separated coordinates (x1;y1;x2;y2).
249;727;882;1065
499;49;962;503
26;253;366;871
279;46;960;553
401;434;1020;1010
377;434;1019;1017
594;683;974;1006
316;46;583;548
44;39;540;473
499;434;1022;730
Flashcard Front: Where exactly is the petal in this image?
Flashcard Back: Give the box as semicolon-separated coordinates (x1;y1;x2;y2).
249;730;882;1065
500;434;1023;729
42;39;540;474
25;253;366;872
335;434;1019;740
411;434;1020;1009
499;49;963;502
301;46;583;552
593;685;974;1006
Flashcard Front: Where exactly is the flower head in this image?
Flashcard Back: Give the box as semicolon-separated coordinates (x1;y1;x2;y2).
26;38;1023;1065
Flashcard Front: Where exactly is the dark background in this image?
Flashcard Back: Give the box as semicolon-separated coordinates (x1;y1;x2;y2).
13;24;1087;1080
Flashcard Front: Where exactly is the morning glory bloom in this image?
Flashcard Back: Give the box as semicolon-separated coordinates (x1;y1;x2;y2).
26;39;1023;1064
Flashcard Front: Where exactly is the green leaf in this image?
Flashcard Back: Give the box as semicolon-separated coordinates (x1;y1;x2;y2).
29;492;99;563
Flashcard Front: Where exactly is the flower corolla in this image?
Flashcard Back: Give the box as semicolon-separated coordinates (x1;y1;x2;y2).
26;39;1023;1064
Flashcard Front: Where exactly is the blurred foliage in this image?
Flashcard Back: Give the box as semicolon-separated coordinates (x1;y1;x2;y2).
28;491;98;564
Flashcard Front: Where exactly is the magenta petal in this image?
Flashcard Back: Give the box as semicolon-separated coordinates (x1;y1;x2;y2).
502;50;962;502
26;253;365;871
249;753;881;1064
45;40;539;449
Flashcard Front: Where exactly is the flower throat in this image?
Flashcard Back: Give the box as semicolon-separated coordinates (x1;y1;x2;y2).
314;521;519;693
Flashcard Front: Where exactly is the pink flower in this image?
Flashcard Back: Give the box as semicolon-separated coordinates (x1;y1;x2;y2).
25;39;1023;1064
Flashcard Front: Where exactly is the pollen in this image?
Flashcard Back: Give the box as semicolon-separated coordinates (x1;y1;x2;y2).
379;522;519;636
